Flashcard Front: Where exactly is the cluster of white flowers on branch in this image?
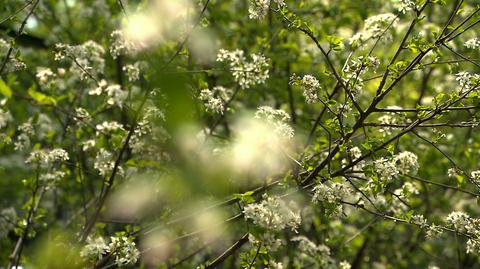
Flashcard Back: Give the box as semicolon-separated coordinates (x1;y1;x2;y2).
464;38;480;49
349;13;397;47
80;235;140;266
243;195;301;231
373;151;418;183
217;49;270;89
290;74;321;104
54;41;105;80
0;38;26;73
248;0;285;20
312;181;352;217
255;106;294;139
199;86;233;114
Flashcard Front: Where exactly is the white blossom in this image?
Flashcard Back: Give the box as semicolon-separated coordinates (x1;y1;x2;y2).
94;148;116;177
471;170;480;184
290;74;321;104
339;261;352;269
80;236;139;266
255;106;294;139
393;151;418;174
394;0;418;14
374;157;399;183
349;147;362;159
465;38;480;49
123;62;141;82
105;85;127;107
199;86;232;114
412;214;428;228
0;38;26;72
109;30;140;58
36;67;55;85
0;109;12;129
378;114;396;135
291;236;335;267
248;0;285;20
54;41;105;80
14;120;34;151
80;237;109;260
89;79;108;96
426;223;443;239
40;171;67;189
26;148;69;165
108;236;140;266
447;168;457;178
312;182;352;217
446;211;470;231
82;140;96;151
217;49;269;89
96;121;124;135
455;71;480;92
243;195;301;231
349;13;397;47
75;107;92;123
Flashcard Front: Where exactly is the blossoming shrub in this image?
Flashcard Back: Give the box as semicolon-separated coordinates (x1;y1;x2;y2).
2;0;480;268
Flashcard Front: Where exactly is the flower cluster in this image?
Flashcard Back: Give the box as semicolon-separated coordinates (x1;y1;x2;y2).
349;13;397;47
393;151;419;174
89;80;128;107
105;85;128;107
443;211;480;255
395;0;419;13
108;236;141;266
39;171;67;190
0;109;12;129
25;148;69;188
390;182;419;214
54;41;105;80
14;119;34;151
377;106;405;135
349;146;362;159
26;148;69;165
36;67;56;86
199;86;232;114
249;232;284;252
80;235;140;266
373;151;418;183
94;148;123;177
96;121;125;135
455;71;480;93
123;62;141;82
217;49;269;89
312;181;352;217
465;38;480;49
471;170;480;185
343;146;365;171
248;0;285;20
243;195;301;231
255;106;294;139
0;38;26;72
374;157;399;183
342;56;380;96
291;236;336;268
109;30;140;59
412;214;428;228
446;211;471;232
290;74;321;103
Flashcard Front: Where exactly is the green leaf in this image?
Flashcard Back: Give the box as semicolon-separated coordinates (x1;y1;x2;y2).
455;175;464;187
28;85;57;105
0;79;12;98
326;35;345;51
405;210;415;222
